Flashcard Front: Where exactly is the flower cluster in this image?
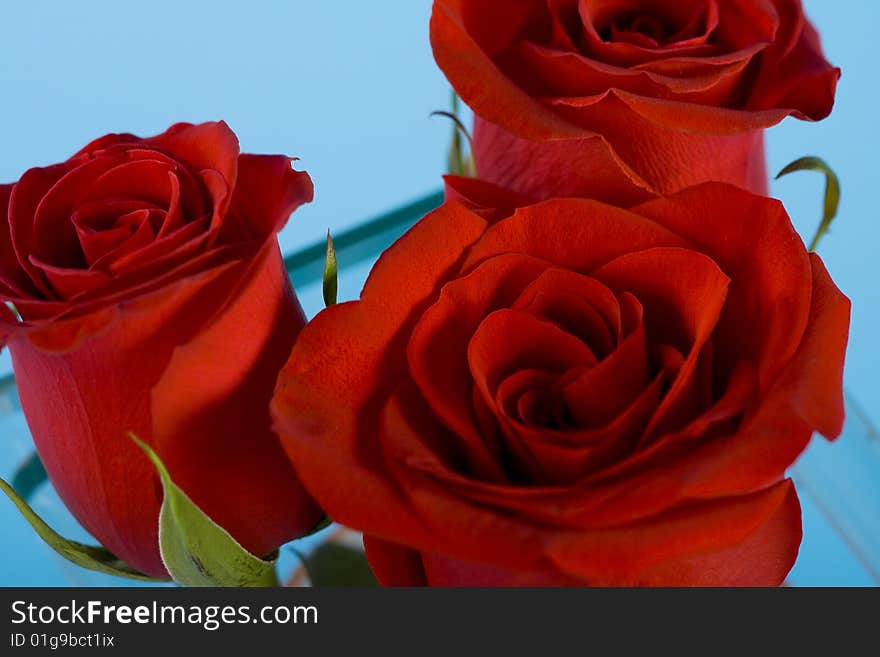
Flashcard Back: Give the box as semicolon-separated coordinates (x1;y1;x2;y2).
1;0;849;587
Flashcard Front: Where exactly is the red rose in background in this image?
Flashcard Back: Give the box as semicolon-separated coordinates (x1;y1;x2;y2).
0;122;322;578
273;183;849;586
431;0;840;205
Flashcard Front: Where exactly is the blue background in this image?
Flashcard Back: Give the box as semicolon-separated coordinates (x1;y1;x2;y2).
0;1;877;586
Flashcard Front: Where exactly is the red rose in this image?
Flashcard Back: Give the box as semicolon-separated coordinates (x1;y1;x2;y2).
431;0;840;205
273;183;849;586
0;122;322;578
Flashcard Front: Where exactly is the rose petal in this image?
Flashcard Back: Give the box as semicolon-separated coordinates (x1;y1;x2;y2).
147;121;239;195
548;93;770;195
496;372;665;484
272;203;489;550
363;535;428;586
546;0;584;52
576;0;735;68
560;295;647;426
442;175;536;224
86;209;158;270
81;158;176;207
548;479;800;585
746;4;840;120
379;381;799;586
496;368;562;427
70;132;138;159
431;0;601;141
122;149;209;222
473;115;658;205
15;242;247;351
28;256;111;300
30;156;128;269
606;87;795;134
152;243;321;557
104;219;209;276
460;197;687;274
502;41;751;105
633;184;811;393
158;170;186;237
592;247;730;436
7;258;252;577
469;309;599;417
776;254;849;439
0;183;37;298
225;154;314;241
378;381;551;571
511;267;625;354
421;550;578;586
72;201;155;265
409;254;552;483
9;162;81;297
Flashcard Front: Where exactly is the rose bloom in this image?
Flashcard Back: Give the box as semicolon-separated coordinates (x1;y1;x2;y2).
0;122;322;578
431;0;840;205
273;182;849;586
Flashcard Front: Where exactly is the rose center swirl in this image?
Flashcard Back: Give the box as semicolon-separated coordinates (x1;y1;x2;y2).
27;150;214;301
590;0;718;49
407;257;724;488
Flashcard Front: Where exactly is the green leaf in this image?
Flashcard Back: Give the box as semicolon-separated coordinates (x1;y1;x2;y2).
776;156;841;252
11;451;48;502
323;230;338;307
130;434;279;587
0;476;160;582
296;542;378;587
431;91;476;178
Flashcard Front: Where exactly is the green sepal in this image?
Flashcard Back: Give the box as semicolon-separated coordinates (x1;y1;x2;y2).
0;476;160;582
323;230;338;307
432;91;476;178
776;156;841;252
131;434;279;587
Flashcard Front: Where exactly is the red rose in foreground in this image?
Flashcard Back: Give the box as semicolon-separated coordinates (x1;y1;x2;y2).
0;122;322;578
431;0;840;205
273;183;849;586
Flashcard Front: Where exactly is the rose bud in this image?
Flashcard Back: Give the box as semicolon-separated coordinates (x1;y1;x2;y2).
431;0;840;205
0;122;323;578
273;182;849;586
